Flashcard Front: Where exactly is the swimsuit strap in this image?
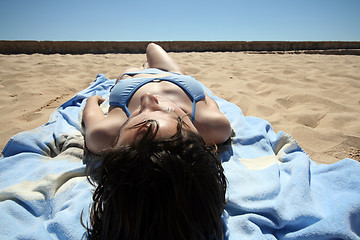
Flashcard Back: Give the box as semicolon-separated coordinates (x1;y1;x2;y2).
191;101;197;122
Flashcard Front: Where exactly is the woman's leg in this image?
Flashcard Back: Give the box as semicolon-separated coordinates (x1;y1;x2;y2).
146;43;184;74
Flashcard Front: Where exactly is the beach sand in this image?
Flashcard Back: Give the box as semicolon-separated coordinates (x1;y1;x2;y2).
0;52;359;164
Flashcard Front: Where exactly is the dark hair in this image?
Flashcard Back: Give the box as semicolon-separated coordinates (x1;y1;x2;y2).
83;119;227;240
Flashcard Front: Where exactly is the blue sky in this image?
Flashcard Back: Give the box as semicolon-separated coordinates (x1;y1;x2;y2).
1;0;359;41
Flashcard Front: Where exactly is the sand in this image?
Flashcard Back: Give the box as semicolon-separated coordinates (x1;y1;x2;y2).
0;52;359;164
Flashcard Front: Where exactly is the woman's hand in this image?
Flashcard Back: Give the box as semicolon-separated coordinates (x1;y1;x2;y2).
87;95;105;105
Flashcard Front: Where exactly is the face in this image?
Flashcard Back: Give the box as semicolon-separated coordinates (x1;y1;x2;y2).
117;93;198;145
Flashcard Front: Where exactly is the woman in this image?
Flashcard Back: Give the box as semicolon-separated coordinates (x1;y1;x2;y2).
83;43;232;240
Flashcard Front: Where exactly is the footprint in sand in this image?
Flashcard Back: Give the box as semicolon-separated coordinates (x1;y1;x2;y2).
283;69;295;75
184;67;201;75
295;112;327;128
22;111;44;122
210;83;221;88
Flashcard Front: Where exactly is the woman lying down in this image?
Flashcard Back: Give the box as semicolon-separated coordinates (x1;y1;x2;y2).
83;43;232;240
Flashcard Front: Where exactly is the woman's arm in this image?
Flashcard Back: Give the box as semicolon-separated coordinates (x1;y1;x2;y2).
83;95;114;154
83;95;106;130
195;94;232;146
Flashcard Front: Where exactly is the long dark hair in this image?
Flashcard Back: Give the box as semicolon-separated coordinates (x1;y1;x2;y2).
83;118;227;240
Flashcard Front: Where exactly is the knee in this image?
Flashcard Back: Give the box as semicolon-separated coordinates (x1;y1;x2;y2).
147;42;158;49
146;42;161;53
146;42;155;51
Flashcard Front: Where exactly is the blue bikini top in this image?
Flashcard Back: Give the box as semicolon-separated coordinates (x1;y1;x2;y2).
109;68;206;122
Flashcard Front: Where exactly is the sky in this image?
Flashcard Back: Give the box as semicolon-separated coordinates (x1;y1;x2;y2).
0;0;359;41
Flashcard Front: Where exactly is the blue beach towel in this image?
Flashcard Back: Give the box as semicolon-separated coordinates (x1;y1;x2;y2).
1;74;359;239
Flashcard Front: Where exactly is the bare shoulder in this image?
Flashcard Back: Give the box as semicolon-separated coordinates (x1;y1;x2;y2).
85;112;124;154
194;94;232;145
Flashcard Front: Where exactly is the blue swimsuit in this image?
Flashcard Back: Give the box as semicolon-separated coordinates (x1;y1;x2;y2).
109;68;206;122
